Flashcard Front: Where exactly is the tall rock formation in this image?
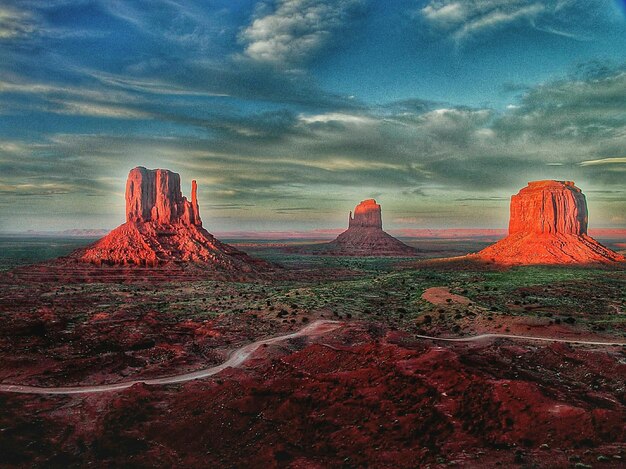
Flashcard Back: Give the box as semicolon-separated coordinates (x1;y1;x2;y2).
75;167;269;272
477;180;623;265
349;199;382;229
323;199;417;256
125;167;201;226
507;180;587;236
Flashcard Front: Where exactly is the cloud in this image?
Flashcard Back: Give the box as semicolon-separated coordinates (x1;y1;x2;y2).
392;216;424;224
239;0;364;66
0;77;155;119
579;157;626;167
87;71;231;98
0;1;365;118
54;101;153;119
494;65;626;141
421;1;544;39
81;59;362;110
298;112;374;125
0;6;35;39
420;0;610;42
2;56;626;229
0;77;144;105
97;0;225;53
0;182;73;196
6;65;626;192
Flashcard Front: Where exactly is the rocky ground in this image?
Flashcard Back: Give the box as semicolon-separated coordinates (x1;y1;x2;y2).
1;253;625;468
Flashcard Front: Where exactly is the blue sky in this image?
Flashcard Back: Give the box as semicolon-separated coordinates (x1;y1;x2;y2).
1;0;626;232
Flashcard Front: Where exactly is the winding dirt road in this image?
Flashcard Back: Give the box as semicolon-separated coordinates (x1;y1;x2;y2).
414;333;626;346
0;320;342;395
0;320;623;395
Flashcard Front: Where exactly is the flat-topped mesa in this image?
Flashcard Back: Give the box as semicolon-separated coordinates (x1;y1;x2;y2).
349;199;382;229
126;167;201;226
508;180;587;236
477;180;623;265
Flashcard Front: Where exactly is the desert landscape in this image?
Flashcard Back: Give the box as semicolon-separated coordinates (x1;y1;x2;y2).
2;1;626;468
0;169;625;468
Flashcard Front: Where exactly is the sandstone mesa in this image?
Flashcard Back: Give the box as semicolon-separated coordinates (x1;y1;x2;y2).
477;180;624;265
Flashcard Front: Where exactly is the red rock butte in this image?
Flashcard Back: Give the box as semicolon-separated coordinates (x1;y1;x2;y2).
349;199;383;229
75;167;269;272
125;167;201;226
325;199;417;256
477;180;624;265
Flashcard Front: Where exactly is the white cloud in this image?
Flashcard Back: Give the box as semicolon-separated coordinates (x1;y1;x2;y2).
0;79;139;103
239;0;362;65
55;101;152;119
417;108;493;137
421;1;545;36
579;157;626;167
0;6;35;39
420;0;601;42
298;112;374;125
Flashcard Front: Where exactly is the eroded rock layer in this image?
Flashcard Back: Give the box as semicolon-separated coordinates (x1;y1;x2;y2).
478;181;623;265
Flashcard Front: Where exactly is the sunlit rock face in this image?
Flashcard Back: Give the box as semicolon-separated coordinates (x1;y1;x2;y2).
478;181;623;265
76;167;269;271
327;199;417;256
349;199;382;229
508;181;587;236
126;167;201;226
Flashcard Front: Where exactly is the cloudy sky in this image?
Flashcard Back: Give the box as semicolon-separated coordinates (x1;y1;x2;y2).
2;0;626;232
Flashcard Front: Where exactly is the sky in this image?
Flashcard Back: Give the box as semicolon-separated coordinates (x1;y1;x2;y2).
1;0;626;233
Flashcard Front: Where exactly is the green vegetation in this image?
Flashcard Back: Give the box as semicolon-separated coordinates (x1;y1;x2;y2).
2;237;625;336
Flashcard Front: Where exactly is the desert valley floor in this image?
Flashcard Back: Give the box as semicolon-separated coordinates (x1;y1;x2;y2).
0;236;625;468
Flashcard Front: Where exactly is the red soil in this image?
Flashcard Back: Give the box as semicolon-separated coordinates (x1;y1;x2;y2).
421;287;471;305
1;322;623;468
478;232;624;265
76;222;269;271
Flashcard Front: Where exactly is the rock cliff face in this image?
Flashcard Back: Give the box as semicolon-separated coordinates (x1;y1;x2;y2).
76;167;269;272
349;199;382;229
508;181;587;236
324;199;417;256
478;181;623;265
126;167;201;226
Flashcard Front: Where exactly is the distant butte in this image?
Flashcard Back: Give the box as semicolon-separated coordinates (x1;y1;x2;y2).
477;180;624;265
75;167;270;272
322;199;417;256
